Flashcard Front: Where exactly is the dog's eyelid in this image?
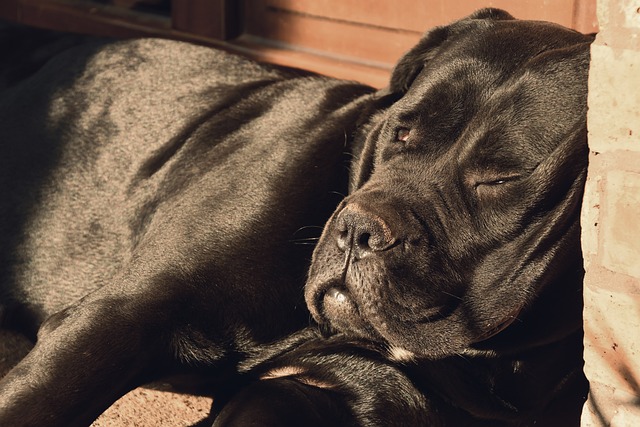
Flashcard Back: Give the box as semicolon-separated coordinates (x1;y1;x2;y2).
486;178;509;186
476;174;522;187
470;171;522;189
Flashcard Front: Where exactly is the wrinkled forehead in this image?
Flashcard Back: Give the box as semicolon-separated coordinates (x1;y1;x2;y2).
417;19;588;90
444;18;589;66
397;20;589;160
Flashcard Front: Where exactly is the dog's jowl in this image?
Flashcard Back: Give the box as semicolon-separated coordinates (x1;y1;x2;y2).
0;8;594;426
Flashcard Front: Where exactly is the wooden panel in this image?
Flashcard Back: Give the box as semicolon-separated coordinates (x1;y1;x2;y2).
4;0;171;38
262;0;598;33
573;0;599;34
245;5;420;66
0;0;20;20
233;34;391;86
172;0;241;40
240;0;597;86
0;0;598;87
262;0;432;33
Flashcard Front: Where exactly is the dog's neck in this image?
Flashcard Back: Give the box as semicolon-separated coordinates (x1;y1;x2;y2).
404;263;586;422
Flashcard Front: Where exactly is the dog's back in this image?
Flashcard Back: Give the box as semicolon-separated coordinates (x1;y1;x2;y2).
0;34;371;336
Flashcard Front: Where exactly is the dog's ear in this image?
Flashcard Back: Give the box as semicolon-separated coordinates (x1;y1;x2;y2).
389;8;515;94
466;7;515;21
388;26;449;94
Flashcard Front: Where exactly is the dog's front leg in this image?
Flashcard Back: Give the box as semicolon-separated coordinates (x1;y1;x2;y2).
0;285;180;427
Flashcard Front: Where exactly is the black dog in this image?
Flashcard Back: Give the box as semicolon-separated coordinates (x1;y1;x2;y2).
0;9;593;426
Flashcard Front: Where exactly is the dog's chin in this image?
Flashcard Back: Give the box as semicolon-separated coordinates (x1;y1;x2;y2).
311;284;382;340
308;276;534;360
307;279;476;358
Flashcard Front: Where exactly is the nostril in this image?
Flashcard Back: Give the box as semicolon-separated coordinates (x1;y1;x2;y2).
333;202;400;258
356;232;372;251
337;228;350;252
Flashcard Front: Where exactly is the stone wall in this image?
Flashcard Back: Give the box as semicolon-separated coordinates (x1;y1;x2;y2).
581;0;640;425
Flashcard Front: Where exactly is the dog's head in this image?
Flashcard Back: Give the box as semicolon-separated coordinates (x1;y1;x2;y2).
305;9;594;359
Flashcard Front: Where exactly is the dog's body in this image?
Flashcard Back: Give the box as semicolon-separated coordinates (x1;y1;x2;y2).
0;9;593;426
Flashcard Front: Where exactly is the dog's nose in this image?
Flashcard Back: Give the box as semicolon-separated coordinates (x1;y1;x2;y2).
335;203;397;258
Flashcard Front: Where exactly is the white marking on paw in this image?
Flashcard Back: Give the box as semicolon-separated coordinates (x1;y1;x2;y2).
260;365;335;389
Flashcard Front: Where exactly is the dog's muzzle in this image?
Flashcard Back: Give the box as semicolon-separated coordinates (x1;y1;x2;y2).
305;195;429;339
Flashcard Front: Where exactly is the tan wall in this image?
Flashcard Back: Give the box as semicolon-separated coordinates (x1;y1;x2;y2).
581;0;640;425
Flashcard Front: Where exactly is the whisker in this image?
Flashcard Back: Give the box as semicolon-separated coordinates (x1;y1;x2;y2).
454;353;471;362
293;225;324;235
441;290;463;301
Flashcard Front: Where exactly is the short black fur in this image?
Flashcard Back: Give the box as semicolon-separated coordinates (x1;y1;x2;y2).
0;9;594;426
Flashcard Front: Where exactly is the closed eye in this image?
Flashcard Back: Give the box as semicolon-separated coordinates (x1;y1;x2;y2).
477;171;521;184
479;177;515;186
473;174;522;191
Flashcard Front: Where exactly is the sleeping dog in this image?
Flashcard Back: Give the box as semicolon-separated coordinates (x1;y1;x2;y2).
0;8;593;426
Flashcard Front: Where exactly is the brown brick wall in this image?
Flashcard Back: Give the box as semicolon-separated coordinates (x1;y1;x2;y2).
581;0;640;425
